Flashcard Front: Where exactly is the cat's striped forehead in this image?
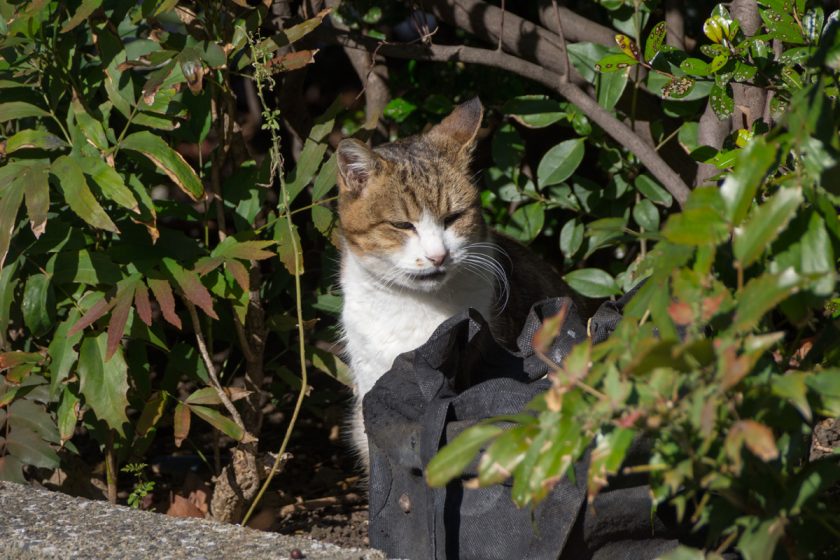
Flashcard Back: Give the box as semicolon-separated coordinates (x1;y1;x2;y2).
373;138;476;217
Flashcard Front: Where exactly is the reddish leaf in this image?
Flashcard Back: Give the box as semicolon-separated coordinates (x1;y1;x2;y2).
225;259;250;292
265;49;319;71
667;301;694;326
173;402;191;448
729;420;779;463
163;259;217;319
106;277;140;361
133;281;152;326
0;352;43;371
148;277;182;329
165;494;203;518
68;295;116;337
193;256;223;276
532;303;569;354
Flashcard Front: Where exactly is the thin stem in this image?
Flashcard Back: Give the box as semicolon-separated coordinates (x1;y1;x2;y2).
105;430;118;504
185;299;248;432
241;33;309;526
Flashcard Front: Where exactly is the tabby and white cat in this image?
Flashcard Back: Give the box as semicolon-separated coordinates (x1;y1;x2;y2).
336;98;576;463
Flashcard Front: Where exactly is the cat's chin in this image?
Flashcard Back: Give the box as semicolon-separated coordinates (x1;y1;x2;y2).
400;268;450;291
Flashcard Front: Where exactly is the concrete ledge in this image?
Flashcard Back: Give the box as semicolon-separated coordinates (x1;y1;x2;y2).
0;482;386;560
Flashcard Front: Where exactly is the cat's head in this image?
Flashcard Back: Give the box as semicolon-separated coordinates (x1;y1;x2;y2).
336;98;487;292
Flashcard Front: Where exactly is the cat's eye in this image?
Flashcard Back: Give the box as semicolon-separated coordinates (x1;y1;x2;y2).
443;211;465;228
390;221;415;231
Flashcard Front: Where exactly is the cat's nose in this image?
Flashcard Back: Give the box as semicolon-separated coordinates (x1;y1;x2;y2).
425;251;449;267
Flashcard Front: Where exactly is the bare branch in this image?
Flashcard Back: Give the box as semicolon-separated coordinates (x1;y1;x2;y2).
550;0;570;84
536;0;616;46
330;33;691;206
326;0;390;130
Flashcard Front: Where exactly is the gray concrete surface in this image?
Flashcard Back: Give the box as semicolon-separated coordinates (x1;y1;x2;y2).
0;482;386;560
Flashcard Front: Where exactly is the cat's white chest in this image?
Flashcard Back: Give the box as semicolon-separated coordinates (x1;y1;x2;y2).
340;253;493;397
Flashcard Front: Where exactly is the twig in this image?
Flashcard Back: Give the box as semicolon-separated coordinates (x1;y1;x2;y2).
497;0;505;51
332;34;692;206
185;299;247;432
550;0;570;84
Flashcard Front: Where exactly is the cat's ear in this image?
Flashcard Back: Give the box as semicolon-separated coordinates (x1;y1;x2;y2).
428;97;483;154
336;139;377;195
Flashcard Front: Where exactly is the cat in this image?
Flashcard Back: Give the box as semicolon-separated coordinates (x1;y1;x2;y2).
336;98;579;465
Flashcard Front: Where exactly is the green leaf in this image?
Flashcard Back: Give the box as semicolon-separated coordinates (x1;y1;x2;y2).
426;424;503;487
212;238;275;261
799;213;835;296
135;392;168;437
76;155;139;213
709;84;734;119
0;171;25;269
311;152;337;200
597;70;628;111
0;101;49;122
772;372;812;421
663;207;729;245
286;139;328;206
503;95;566;128
120;131;204;200
680;58;711;76
503;203;545;242
644;22;667;62
5;426;59;469
5;129;67;153
21;273;54;337
761;9;806;44
274;215;304;276
538;139;585;188
595;53;638;72
22;164;50;238
634;174;673;206
492;123;525;171
734;187;803;267
563;268;621;298
737;518;783;560
62;0;103;32
559;218;584;258
731;268;801;333
0;455;26;484
57;387;80;444
661;77;696;99
78;333;130;436
720;139;777;224
72;100;109;151
48;311;82;397
383;98;417;123
588;428;635;499
632;199;660;231
188;404;245;442
51;155;119;233
477;426;531;485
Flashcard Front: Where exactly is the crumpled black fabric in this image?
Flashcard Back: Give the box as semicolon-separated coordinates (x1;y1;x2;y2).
363;295;690;560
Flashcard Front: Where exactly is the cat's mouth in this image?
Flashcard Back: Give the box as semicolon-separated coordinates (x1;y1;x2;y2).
408;268;447;281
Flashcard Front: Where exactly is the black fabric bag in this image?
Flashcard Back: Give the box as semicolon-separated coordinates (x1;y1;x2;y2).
363;294;692;560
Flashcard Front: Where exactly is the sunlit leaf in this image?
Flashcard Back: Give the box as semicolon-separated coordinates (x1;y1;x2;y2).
121;131;204;200
426;424;503;488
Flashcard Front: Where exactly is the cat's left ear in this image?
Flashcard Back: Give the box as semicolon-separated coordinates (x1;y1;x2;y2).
336;138;379;196
428;97;483;155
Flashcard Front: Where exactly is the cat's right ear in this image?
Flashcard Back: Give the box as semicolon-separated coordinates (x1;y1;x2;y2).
336;139;376;196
